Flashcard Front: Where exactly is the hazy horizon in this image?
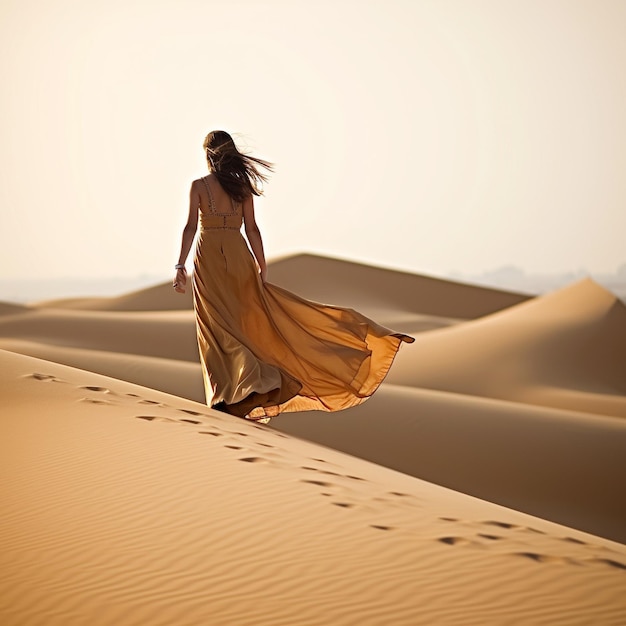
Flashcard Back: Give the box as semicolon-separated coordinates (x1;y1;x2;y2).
2;0;625;281
2;256;625;304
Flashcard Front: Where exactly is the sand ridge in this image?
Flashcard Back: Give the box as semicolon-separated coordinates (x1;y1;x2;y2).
386;277;626;417
267;253;531;318
29;253;529;317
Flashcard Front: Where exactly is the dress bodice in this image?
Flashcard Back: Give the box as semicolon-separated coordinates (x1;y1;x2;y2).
199;175;243;231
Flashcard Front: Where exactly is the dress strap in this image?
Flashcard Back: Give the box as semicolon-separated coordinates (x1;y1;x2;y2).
201;176;216;213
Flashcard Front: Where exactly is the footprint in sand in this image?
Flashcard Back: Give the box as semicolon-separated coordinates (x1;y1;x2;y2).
300;479;334;488
482;520;519;530
135;415;175;423
370;525;394;531
179;418;201;425
198;431;223;437
79;397;113;405
300;466;340;477
331;502;354;508
477;533;503;541
562;536;587;545
238;457;267;463
80;385;114;394
27;372;64;383
590;558;626;571
514;552;570;565
438;536;477;547
177;408;206;417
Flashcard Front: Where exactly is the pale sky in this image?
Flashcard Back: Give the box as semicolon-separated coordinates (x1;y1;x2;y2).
1;0;625;281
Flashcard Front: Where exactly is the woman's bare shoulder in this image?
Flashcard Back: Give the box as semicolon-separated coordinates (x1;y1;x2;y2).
192;174;210;184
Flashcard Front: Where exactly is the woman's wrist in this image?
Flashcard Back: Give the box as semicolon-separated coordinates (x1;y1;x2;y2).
175;263;186;270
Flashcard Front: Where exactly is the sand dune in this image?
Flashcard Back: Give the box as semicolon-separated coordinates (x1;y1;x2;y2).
32;281;195;311
2;254;626;624
0;299;450;372
386;278;626;418
0;301;30;316
0;307;199;363
31;253;529;319
3;255;507;380
2;349;625;626
269;253;531;318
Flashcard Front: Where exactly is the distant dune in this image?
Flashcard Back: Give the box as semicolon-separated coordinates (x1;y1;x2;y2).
385;278;626;418
0;301;30;316
32;253;529;317
268;253;530;319
31;281;195;311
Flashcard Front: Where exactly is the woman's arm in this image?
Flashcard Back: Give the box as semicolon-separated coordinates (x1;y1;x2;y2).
242;194;267;282
173;181;200;293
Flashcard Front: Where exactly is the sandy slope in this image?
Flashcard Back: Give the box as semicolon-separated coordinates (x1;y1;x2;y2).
386;278;626;418
2;349;625;626
0;338;205;403
273;384;626;543
0;308;199;362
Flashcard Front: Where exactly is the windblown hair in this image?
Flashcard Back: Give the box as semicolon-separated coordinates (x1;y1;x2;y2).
203;130;274;202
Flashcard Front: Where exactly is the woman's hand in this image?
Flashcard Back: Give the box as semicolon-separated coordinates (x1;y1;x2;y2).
173;268;187;293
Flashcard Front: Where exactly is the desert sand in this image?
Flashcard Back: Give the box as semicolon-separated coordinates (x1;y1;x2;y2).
1;253;625;625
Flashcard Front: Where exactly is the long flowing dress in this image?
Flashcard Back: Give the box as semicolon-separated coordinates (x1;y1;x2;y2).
191;174;414;423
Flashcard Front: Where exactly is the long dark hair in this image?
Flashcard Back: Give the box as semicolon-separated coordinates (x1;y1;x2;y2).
203;131;273;202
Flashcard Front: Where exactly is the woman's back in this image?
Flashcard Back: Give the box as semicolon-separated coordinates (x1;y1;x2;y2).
197;174;243;232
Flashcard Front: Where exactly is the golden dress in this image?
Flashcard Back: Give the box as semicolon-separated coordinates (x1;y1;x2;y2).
192;175;414;422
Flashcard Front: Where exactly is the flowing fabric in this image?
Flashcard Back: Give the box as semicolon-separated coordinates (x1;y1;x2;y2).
192;175;414;422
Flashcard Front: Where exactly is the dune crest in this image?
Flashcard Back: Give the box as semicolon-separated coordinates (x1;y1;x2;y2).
387;278;626;417
0;301;30;316
30;253;529;318
0;308;199;363
32;281;194;312
268;253;530;318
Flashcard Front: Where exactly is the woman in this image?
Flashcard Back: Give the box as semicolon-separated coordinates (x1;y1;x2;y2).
174;130;414;423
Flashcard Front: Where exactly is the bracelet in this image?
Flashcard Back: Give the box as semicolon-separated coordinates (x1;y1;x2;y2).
175;264;186;270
